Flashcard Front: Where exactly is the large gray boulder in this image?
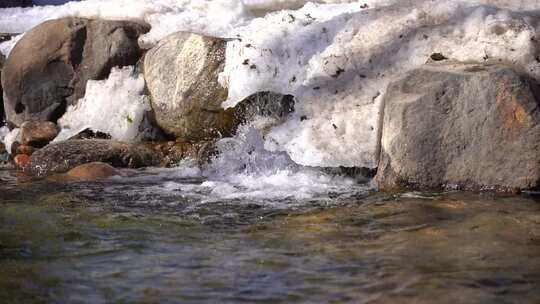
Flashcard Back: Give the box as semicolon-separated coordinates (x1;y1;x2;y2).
144;32;238;141
376;63;540;191
1;17;149;126
25;139;159;177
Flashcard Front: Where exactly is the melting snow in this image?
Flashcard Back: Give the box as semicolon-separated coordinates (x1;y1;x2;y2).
54;67;153;143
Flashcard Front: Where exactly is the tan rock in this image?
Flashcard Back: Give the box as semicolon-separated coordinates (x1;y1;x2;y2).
20;121;59;148
144;32;238;140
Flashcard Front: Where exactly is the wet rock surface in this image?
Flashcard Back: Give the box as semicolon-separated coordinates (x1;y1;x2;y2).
144;32;238;140
377;63;540;191
234;91;295;123
145;140;216;167
1;17;149;126
63;162;120;181
25;139;159;177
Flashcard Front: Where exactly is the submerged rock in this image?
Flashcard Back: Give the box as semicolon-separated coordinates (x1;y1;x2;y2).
25;139;158;177
144;32;238;141
64;162;120;181
376;63;540;191
20;121;59;148
1;17;149;126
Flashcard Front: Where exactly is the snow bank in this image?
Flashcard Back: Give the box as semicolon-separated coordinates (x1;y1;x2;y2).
0;0;359;47
219;0;540;167
54;66;153;143
0;0;435;48
0;0;247;46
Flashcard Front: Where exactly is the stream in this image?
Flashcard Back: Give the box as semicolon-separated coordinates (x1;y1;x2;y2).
1;168;539;303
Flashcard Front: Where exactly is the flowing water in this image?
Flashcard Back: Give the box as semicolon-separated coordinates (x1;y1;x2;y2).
1;167;540;303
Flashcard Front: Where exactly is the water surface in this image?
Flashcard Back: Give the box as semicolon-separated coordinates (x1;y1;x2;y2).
1;169;539;303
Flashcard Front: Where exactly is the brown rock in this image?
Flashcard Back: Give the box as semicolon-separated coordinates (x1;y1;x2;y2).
2;17;150;126
14;154;29;169
65;162;120;181
15;144;35;156
25;139;159;177
20;121;59;148
145;140;216;167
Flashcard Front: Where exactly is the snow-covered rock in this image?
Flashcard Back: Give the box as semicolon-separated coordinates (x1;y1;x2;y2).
219;1;540;167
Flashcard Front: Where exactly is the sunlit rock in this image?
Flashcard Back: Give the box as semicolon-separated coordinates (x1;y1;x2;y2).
377;63;540;191
144;32;238;141
20;121;58;148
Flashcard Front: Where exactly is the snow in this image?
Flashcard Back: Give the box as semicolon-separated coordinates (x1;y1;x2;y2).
54;66;154;143
0;34;23;57
0;0;347;47
219;0;540;167
2;128;20;155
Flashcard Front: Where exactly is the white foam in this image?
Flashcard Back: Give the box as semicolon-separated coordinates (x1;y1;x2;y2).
200;122;368;201
106;121;369;203
0;126;10;143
